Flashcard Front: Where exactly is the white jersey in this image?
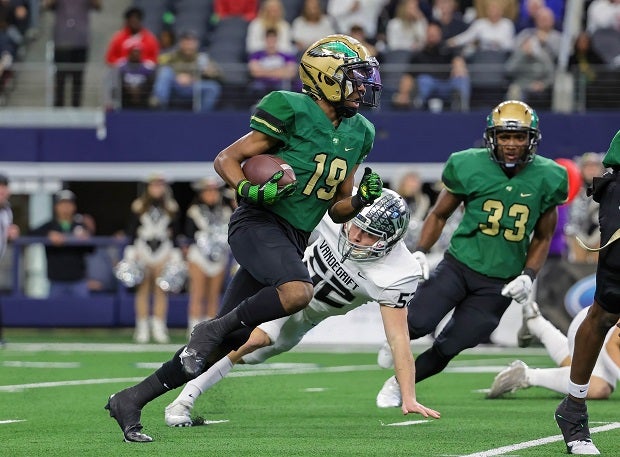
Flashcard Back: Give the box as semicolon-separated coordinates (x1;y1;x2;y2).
243;215;422;364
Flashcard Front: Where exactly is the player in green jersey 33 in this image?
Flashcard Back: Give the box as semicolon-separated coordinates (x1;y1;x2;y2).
105;34;384;443
375;100;569;408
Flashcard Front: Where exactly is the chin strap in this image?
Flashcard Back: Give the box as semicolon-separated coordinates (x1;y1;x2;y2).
335;102;358;119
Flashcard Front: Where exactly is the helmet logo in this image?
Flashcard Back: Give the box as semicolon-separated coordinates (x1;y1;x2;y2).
308;41;358;59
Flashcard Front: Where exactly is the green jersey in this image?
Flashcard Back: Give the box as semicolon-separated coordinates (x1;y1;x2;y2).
249;91;375;232
603;130;620;168
443;148;568;279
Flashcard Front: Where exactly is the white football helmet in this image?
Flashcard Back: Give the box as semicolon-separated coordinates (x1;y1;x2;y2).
338;188;410;261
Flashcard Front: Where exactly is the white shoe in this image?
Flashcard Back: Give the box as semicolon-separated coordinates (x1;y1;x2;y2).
487;360;530;399
164;400;193;427
376;375;402;408
133;318;149;344
377;341;394;369
567;440;601;455
151;317;170;344
517;301;541;348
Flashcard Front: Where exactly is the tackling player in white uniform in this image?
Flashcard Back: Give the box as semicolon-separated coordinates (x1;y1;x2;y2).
487;302;620;399
164;189;440;425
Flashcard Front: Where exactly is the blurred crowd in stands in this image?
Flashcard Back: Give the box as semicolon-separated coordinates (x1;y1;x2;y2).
98;0;619;112
0;0;617;111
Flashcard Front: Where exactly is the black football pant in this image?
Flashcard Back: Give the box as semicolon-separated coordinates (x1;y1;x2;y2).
407;254;512;382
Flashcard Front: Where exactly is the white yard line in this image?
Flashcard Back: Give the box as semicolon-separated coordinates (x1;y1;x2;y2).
0;419;27;424
459;422;620;457
382;420;432;426
3;361;80;368
0;365;380;392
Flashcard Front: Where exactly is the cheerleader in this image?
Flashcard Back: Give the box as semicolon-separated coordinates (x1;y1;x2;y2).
125;173;179;343
184;177;232;335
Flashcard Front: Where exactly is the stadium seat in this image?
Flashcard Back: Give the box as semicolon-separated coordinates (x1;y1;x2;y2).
132;0;171;38
207;17;251;108
378;49;414;107
172;0;214;46
467;50;510;110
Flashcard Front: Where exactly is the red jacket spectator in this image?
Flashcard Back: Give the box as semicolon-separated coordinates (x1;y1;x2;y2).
105;7;159;66
214;0;258;22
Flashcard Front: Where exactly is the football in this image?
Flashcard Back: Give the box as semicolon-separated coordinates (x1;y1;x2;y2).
241;154;296;189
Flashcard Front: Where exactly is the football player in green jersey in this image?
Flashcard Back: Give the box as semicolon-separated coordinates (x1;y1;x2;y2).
555;129;620;455
375;100;569;407
105;34;384;442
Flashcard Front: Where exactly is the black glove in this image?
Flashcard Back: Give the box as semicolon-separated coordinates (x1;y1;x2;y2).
237;171;283;205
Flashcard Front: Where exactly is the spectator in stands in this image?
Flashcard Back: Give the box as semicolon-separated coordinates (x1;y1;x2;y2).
475;0;518;21
248;28;297;101
397;171;431;222
504;17;556;104
568;31;606;84
183;177;232;336
0;0;29;47
105;6;159;67
246;0;293;54
150;30;222;113
516;0;565;32
392;22;470;111
43;0;100;108
514;6;561;60
349;24;379;56
117;43;155;110
328;0;388;40
214;0;258;22
0;173;16;344
586;0;620;34
0;22;14;99
565;153;605;264
157;28;176;54
291;0;336;54
30;189;93;298
447;0;515;53
386;0;428;51
432;0;468;40
125;173;179;344
104;7;159;110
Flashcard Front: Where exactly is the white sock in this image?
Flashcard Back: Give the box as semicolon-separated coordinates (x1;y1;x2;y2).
526;366;570;395
179;356;234;407
527;316;570;365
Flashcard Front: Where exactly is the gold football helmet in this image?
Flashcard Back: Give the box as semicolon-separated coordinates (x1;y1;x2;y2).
299;34;382;117
484;100;541;166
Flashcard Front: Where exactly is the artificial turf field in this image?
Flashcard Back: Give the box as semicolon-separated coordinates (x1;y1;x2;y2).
1;328;619;456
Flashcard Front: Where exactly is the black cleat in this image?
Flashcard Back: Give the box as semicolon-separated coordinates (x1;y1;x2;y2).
555;398;600;454
180;319;225;377
105;391;153;443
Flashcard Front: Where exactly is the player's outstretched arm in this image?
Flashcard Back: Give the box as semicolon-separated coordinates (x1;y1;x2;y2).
379;305;440;419
328;165;383;223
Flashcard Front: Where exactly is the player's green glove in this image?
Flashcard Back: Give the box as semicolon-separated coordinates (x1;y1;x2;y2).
237;170;284;205
354;167;383;207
